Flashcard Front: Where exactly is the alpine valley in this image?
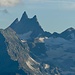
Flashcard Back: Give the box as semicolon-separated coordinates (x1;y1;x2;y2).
0;11;75;75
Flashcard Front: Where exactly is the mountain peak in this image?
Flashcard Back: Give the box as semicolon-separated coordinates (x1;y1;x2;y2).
32;15;37;21
66;27;75;32
20;11;28;21
22;11;28;18
33;15;37;19
60;27;75;40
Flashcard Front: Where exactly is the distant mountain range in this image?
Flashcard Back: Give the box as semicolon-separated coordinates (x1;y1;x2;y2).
9;12;75;41
0;11;75;75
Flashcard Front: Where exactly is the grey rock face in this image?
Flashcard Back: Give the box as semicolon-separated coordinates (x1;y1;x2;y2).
0;30;27;75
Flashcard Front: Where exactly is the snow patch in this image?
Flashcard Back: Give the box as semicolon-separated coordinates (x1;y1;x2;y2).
21;40;27;43
35;37;48;43
44;64;50;69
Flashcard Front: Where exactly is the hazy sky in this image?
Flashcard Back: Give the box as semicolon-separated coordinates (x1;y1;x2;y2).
0;0;75;33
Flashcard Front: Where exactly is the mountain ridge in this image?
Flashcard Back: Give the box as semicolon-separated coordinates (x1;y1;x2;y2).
9;11;75;40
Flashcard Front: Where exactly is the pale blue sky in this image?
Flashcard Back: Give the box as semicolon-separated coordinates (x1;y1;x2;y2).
0;0;75;33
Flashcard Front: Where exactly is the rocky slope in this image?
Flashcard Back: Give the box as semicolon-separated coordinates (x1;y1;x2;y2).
0;27;60;75
0;29;27;75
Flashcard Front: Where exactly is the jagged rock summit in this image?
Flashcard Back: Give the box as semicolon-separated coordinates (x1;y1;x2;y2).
10;11;44;40
20;11;28;22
